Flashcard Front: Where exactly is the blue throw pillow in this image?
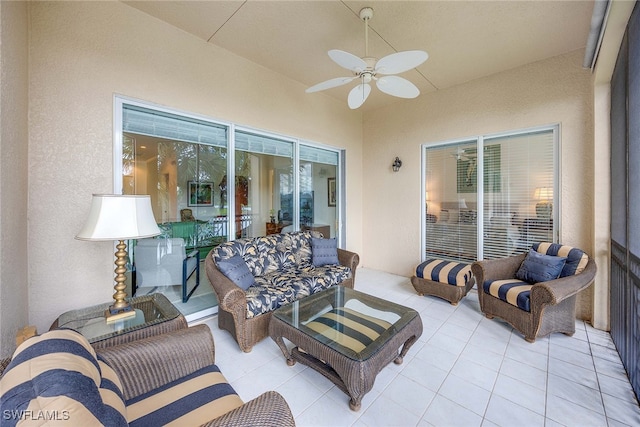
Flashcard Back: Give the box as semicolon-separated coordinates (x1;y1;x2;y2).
312;237;339;267
516;249;567;283
216;254;255;290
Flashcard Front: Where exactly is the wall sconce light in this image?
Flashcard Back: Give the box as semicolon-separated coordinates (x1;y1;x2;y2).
392;157;402;172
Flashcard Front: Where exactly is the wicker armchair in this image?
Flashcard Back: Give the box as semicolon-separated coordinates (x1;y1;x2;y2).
471;243;597;342
0;325;295;426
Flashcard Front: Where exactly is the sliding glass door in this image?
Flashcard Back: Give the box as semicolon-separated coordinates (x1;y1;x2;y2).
422;126;557;263
299;145;340;238
423;140;478;263
115;97;345;320
233;130;294;239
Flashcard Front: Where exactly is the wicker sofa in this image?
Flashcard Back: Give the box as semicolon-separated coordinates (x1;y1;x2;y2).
0;326;295;426
206;231;359;352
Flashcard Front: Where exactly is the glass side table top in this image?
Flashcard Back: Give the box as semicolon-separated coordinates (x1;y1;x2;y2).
55;293;181;343
273;286;419;361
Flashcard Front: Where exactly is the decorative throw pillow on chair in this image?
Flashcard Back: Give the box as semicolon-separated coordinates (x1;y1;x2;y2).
312;237;339;266
516;249;567;283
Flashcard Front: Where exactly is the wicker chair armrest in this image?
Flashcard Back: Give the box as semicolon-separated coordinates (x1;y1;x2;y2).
201;391;295;427
96;325;215;400
471;253;526;285
337;248;359;270
205;256;248;313
337;248;360;280
531;258;597;305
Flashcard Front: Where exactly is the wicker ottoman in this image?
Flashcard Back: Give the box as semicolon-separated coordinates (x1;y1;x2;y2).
411;259;475;305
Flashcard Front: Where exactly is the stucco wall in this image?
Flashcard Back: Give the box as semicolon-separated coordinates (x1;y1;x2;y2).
27;1;363;332
0;1;29;359
362;50;595;319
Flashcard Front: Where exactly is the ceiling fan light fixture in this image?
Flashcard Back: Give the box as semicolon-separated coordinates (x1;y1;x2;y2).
306;6;428;109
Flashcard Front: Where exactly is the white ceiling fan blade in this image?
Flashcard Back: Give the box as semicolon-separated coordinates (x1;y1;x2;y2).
375;50;429;75
328;49;368;72
348;83;371;109
306;77;356;93
376;76;420;98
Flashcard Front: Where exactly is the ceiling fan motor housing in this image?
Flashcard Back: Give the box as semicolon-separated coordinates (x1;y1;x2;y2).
359;7;374;21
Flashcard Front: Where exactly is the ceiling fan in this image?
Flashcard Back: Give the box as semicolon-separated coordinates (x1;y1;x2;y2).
306;7;428;109
451;148;477;161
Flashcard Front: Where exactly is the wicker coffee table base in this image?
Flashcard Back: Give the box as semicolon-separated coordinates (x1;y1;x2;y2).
269;315;423;411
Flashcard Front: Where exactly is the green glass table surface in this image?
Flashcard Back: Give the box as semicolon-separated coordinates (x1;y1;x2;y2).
272;286;419;361
54;293;181;343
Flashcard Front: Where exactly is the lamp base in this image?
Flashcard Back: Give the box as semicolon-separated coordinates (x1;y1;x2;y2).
105;305;136;323
536;201;552;219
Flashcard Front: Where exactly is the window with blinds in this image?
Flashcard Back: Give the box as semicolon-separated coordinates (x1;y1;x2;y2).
423;126;557;263
482;129;556;260
424;140;478;263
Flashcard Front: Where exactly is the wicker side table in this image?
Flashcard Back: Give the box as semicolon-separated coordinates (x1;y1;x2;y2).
50;293;187;349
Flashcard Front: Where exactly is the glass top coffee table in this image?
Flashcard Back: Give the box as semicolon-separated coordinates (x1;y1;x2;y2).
269;286;422;411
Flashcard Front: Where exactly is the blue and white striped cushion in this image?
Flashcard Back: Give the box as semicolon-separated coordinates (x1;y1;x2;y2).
126;364;244;426
0;329;127;427
483;279;532;312
533;242;589;277
304;307;393;354
416;259;472;287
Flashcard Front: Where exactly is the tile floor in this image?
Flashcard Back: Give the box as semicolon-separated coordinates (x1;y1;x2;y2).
192;268;640;427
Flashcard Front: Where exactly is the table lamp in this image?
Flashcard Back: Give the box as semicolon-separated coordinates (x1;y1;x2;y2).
534;187;553;218
76;194;161;322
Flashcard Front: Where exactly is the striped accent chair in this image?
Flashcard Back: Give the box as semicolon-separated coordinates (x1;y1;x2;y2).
411;259;475;305
0;327;295;426
471;242;597;342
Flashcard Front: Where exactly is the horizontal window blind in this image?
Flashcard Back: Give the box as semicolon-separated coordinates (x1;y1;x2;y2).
123;105;227;147
482;129;555;260
425;141;478;263
300;145;339;165
235;131;293;158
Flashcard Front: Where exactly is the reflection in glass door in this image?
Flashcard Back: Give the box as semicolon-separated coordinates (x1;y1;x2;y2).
299;145;340;238
117;99;346;321
120;104;228;320
234;130;294;238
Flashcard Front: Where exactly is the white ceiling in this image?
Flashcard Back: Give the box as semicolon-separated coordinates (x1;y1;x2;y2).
123;0;595;111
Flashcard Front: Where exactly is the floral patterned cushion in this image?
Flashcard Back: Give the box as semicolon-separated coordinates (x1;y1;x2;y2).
213;231;317;276
213;231;352;319
245;265;352;318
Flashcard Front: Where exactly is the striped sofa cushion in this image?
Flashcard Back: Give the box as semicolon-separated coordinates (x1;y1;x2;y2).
304;307;393;354
126;364;243;427
0;329;127;426
533;242;589;277
483;279;532;312
416;259;472;287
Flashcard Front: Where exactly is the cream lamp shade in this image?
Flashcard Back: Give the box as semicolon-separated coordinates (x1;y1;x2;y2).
534;187;553;201
76;194;161;241
76;194;161;322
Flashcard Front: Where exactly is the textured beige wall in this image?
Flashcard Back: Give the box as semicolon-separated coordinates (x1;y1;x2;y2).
362;50;596;319
27;1;363;332
0;1;29;358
